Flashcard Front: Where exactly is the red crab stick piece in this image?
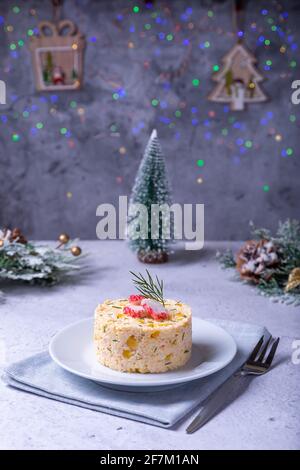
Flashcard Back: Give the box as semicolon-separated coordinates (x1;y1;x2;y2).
141;299;169;321
123;305;147;318
128;295;145;305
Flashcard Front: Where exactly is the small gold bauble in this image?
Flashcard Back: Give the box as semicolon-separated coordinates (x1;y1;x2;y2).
71;246;82;257
0;239;4;247
58;233;70;244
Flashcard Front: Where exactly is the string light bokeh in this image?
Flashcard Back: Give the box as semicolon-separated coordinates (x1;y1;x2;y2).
0;0;299;239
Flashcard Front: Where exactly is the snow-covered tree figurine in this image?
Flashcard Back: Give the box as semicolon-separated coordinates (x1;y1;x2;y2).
208;42;267;111
127;129;172;263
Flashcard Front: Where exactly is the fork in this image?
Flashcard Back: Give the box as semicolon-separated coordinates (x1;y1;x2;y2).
186;335;280;434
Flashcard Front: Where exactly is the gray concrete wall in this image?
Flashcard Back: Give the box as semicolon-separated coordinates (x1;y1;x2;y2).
0;0;299;240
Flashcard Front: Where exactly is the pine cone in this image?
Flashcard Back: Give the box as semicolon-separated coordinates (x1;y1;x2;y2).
236;239;279;283
2;227;28;245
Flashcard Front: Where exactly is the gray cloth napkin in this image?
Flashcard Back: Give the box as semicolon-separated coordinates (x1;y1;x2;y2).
3;319;267;428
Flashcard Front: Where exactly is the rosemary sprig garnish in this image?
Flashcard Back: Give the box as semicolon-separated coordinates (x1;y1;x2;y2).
130;270;165;306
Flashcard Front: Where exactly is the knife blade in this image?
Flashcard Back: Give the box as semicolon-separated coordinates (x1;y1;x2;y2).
186;373;251;434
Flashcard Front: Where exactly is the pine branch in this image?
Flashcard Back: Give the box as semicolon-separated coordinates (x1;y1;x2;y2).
0;240;85;286
216;249;236;268
130;270;165;306
217;219;300;306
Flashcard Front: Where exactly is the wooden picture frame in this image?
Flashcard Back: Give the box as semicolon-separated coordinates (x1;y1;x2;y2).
29;20;85;92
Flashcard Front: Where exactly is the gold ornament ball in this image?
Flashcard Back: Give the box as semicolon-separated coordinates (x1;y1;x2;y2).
58;233;70;244
71;246;82;257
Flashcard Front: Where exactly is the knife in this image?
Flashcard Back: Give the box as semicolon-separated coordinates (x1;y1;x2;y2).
186;372;251;434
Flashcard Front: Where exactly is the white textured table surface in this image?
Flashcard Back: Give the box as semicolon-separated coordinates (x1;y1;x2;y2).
1;241;299;450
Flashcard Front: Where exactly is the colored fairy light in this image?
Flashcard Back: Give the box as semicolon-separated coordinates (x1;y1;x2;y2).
286;148;293;156
175;110;181;118
261;9;268;15
10;43;16;50
213;64;219;72
151;99;159;107
275;134;282;142
70;100;77;108
133;6;139;13
245;140;252;148
222;128;228;136
289;114;296;122
207;10;214;18
166;34;173;41
22;111;29;118
13;6;20;14
271;25;277;31
27;29;34;36
192;78;200;87
264;39;271;46
144;24;151;30
18;40;24;47
204;41;210;48
12;133;20;142
266;60;272;66
197;177;203;184
119;146;126;155
36;122;43;129
263;185;270;192
6;25;14;32
237;31;244;38
197;159;205;167
290;60;297;68
60;128;67;135
280;46;286;53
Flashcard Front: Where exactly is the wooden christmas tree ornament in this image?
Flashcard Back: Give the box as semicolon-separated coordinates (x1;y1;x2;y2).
29;19;85;91
208;42;267;111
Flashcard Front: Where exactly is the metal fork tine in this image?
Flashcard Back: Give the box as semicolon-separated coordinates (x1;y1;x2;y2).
264;337;280;366
248;335;264;361
257;336;273;362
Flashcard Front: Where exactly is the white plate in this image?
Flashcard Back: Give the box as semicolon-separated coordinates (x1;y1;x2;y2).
49;317;237;391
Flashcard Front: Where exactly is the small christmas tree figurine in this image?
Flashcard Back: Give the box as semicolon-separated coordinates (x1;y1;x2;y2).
208;42;267;111
127;129;172;263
